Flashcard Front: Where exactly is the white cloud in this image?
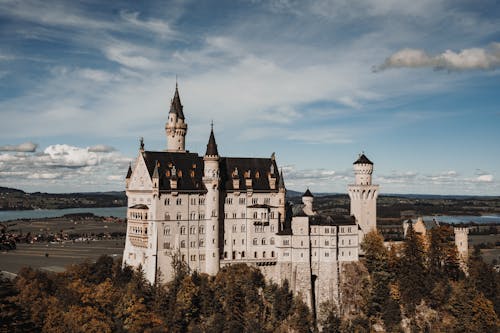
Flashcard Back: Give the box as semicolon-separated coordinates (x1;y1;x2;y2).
88;144;116;153
375;44;500;71
0;142;38;152
120;11;174;38
476;174;493;183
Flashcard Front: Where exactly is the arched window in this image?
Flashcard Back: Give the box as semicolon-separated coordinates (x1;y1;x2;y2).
180;226;186;235
261;238;266;245
180;240;186;248
271;251;275;257
270;237;275;245
165;213;170;220
253;238;258;245
263;251;266;258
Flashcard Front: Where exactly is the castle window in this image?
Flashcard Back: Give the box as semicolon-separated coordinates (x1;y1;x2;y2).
261;212;266;219
199;240;204;247
176;198;182;205
325;252;329;257
190;212;196;220
165;198;170;205
163;242;170;249
182;254;185;261
253;238;258;245
253;212;258;219
181;240;186;248
284;252;289;257
212;210;216;217
199;213;205;220
254;252;257;258
341;251;344;257
199;254;205;261
252;198;258;204
232;213;237;219
190;255;196;261
225;198;233;205
232;225;237;233
180;226;186;235
164;227;170;235
165;213;170;220
348;227;351;233
242;239;245;245
270;237;275;245
271;251;275;257
262;238;266;245
270;224;275;232
241;251;245;258
177;213;182;220
300;253;303;258
190;226;196;234
264;198;270;205
190;241;196;248
199;197;205;205
301;241;304;246
342;239;344;245
199;226;205;234
239;198;246;205
283;239;289;246
263;251;266;258
341;227;344;233
325;240;329;246
224;252;227;258
224;212;228;219
241;213;245;218
232;251;236;260
270;212;274;219
349;251;351;256
325;228;329;234
191;198;196;205
349;239;351;245
233;239;236;245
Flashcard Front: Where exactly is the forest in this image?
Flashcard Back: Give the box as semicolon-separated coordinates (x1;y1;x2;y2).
1;223;499;332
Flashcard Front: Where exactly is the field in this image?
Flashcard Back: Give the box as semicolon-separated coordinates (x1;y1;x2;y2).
0;240;125;276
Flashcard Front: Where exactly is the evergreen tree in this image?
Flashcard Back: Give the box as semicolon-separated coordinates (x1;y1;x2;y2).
398;221;428;312
318;301;341;333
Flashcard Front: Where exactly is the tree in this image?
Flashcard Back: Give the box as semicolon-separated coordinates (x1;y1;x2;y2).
318;300;341;333
468;246;500;315
398;221;428;312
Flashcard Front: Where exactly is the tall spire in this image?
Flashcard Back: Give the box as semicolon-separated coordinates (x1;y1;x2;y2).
278;169;286;189
169;82;185;119
205;124;219;156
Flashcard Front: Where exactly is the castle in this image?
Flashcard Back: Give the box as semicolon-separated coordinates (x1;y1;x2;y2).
122;85;379;310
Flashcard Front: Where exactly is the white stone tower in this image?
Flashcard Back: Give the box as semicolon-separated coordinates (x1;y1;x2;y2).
203;125;220;275
165;83;187;152
347;153;379;239
454;227;469;270
302;189;315;216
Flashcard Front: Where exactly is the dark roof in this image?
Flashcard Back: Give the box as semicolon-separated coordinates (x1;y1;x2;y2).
309;214;356;226
278;169;285;189
303;189;314;197
205;129;219;156
353;153;373;165
142;151;206;192
247;204;276;209
126;164;132;179
141;151;283;194
129;204;149;209
169;84;185;119
220;157;280;193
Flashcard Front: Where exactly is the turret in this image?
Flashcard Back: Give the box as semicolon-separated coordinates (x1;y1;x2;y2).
348;153;379;238
302;189;315;216
165;83;187;152
203;124;220;275
125;163;132;189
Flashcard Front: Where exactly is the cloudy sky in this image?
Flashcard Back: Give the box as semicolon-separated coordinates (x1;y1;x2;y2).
0;0;499;195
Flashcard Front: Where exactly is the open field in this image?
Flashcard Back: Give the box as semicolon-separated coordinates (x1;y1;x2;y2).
0;239;125;275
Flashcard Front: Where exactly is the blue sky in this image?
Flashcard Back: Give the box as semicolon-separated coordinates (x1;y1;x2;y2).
0;0;499;195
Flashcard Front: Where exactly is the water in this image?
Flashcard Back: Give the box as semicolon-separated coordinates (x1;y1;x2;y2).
0;206;127;222
423;215;500;225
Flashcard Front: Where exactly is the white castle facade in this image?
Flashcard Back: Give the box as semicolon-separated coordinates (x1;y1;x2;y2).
122;85;379;310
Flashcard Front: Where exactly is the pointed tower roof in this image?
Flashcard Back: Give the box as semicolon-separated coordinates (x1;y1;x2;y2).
205;124;219;156
303;188;314;197
126;164;132;179
278;169;286;189
353;153;373;165
152;160;159;179
169;83;185;119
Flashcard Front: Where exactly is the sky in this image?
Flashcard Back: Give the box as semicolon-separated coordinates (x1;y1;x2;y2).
0;0;499;195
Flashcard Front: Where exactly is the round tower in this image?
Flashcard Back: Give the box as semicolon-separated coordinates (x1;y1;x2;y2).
203;125;220;275
165;83;187;152
302;189;315;216
347;153;379;239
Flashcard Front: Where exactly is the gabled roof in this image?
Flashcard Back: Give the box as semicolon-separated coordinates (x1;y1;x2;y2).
309;214;356;226
142;151;206;192
169;84;185;119
129;204;149;209
220;157;281;193
353;153;373;165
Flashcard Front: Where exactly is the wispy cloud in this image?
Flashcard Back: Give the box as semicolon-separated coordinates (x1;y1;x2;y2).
374;43;500;72
0;142;38;152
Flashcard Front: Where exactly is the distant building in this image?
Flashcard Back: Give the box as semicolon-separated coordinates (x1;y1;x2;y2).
122;85;378;310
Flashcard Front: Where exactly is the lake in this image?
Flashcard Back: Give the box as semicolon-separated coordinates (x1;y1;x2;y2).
0;206;127;222
423;215;500;224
